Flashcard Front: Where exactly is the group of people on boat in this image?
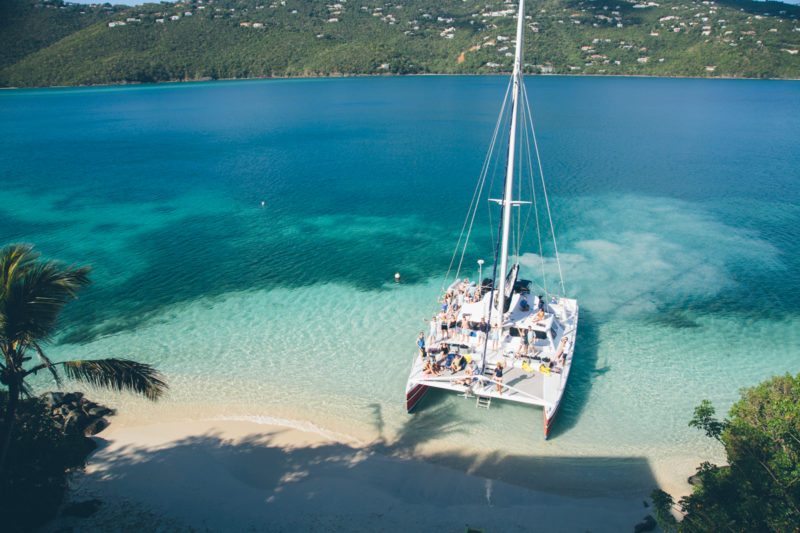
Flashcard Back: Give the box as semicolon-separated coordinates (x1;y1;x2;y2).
420;348;472;378
430;278;490;344
415;279;571;396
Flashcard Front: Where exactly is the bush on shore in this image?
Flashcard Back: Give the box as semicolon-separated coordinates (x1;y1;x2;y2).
653;373;800;532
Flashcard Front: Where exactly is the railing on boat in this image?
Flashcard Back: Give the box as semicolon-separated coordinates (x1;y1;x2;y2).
411;373;553;408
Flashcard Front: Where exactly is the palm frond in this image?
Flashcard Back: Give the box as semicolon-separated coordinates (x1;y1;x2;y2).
0;245;91;344
0;244;37;296
19;380;33;399
31;341;63;388
60;358;167;401
0;244;37;340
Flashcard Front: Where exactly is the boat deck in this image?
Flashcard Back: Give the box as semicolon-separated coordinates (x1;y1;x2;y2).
408;290;578;410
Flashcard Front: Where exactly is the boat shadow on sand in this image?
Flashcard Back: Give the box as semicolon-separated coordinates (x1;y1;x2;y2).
59;410;657;531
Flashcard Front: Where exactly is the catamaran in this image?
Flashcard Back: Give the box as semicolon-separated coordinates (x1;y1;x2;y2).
404;0;579;439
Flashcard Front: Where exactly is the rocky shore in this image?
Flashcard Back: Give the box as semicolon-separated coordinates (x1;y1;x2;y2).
41;391;115;437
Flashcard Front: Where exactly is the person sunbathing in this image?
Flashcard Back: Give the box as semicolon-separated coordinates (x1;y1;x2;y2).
449;353;466;374
533;308;546;322
423;357;443;376
456;360;477;385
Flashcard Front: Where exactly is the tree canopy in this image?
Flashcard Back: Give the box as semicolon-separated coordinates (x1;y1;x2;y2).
653;373;800;532
1;0;799;87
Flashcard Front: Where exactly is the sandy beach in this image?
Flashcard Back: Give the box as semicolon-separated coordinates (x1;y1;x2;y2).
52;417;660;532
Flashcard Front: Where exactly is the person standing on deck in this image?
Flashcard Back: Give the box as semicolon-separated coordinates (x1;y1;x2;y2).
460;315;470;343
491;317;502;350
494;361;505;393
417;332;426;359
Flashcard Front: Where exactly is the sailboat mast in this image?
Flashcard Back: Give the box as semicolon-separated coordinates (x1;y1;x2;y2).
496;0;525;316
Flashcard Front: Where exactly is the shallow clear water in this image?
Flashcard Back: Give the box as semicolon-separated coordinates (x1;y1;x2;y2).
2;76;799;491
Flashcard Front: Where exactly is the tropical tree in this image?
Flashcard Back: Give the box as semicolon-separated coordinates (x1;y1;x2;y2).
652;373;800;532
0;243;167;475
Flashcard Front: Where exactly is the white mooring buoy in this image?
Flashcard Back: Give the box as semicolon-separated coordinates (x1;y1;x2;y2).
394;272;401;282
260;200;266;207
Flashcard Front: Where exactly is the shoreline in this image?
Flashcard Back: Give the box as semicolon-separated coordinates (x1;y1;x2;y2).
53;416;664;531
2;71;799;91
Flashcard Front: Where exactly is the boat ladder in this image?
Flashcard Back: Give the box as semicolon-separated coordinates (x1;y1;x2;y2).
476;363;497;409
476;395;492;409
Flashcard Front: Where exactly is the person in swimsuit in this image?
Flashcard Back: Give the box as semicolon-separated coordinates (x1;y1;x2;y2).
456;360;477;386
449;353;466;374
460;315;470;342
491;322;502;350
556;336;569;365
423;357;442;376
494;361;504;393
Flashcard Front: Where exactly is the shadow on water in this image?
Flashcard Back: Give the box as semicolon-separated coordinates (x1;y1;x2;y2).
547;309;605;439
58;419;659;530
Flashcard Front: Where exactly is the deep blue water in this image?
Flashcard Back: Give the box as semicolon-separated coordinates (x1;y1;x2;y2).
2;76;798;339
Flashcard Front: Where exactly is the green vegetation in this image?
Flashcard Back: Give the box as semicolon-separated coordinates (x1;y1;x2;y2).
1;0;798;87
0;244;167;529
652;373;800;532
0;392;100;531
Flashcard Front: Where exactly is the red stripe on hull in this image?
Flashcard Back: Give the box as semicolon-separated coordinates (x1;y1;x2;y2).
406;384;429;412
543;402;562;439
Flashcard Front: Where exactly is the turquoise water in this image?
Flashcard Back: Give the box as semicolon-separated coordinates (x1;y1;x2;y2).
2;76;799;490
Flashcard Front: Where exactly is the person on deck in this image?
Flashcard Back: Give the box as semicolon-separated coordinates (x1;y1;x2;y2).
460;315;470;342
494;361;505;393
449;353;466;374
556;336;569;365
491;320;502;350
423;357;442;376
417;333;426;359
533;308;546;323
456;360;478;386
516;332;530;358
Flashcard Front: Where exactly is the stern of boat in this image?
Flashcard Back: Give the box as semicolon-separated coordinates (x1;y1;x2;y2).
405;380;429;412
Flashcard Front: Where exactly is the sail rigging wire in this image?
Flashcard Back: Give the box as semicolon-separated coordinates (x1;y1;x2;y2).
484;80;515;274
453;78;514;283
513;113;524;261
441;78;513;291
519;82;548;295
521;81;566;295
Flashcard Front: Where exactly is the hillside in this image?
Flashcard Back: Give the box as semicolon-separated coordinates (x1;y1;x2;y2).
1;0;799;87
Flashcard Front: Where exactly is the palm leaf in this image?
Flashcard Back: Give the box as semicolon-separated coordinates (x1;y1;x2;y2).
0;244;91;345
60;358;167;401
31;341;63;387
